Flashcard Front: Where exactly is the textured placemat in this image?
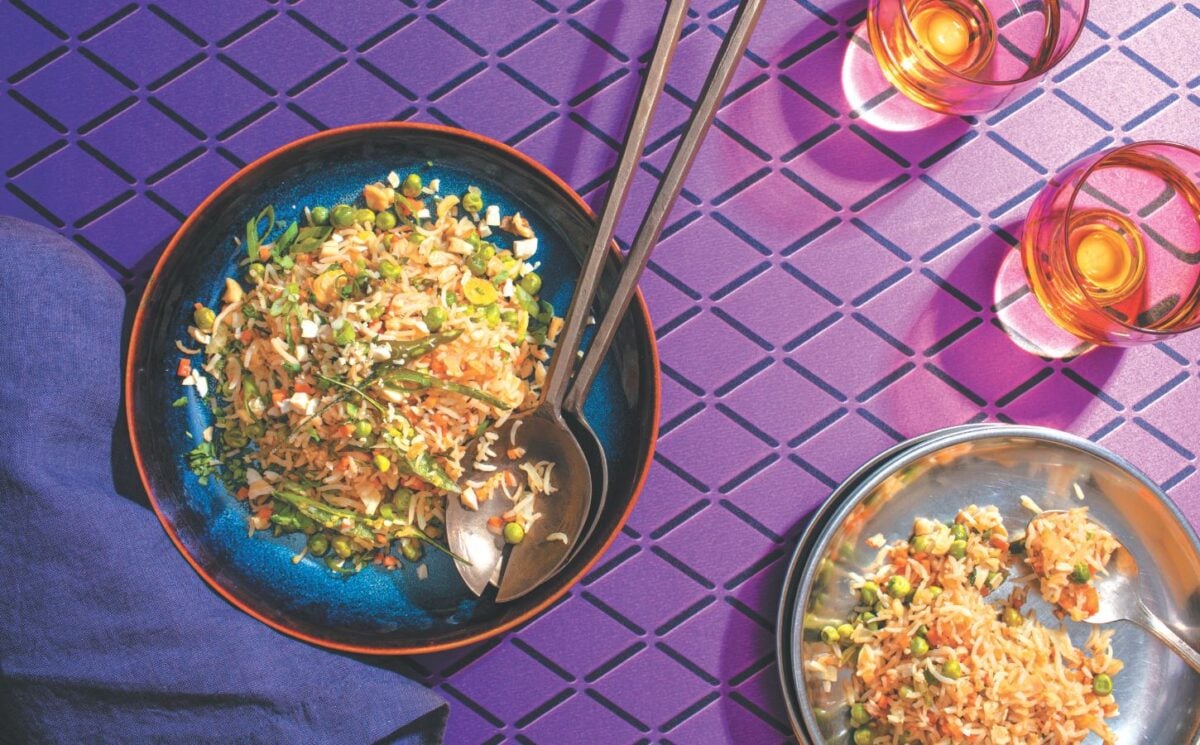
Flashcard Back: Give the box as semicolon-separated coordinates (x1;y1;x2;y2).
3;1;1198;742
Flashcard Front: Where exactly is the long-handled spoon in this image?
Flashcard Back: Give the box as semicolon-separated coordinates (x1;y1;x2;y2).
560;0;768;567
446;0;690;598
1027;511;1200;673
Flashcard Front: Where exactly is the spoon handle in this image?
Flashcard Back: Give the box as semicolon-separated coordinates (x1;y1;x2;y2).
563;0;767;413
537;0;690;412
1135;599;1200;673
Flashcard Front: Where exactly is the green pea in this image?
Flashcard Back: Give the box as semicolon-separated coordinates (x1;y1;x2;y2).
910;635;929;656
375;210;397;231
853;727;873;745
424;306;447;332
345;401;359;417
354;208;375;226
927;586;943;599
859;611;881;630
501;309;519;327
951;523;968;541
1071;562;1091;584
1092;673;1113;696
334;322;355;345
483;304;500;328
1003;606;1023;627
887;575;912;599
402;173;422;198
849;703;871;726
378;504;396;521
466;252;488;277
400;537;423;562
392;487;413;512
309;205;330;226
942;659;963;679
859;581;879;605
836;623;855;640
478;243;496;261
462;190;483;213
379;260;403;280
193;306;216;331
519;271;542;295
330;204;355;229
910;534;932;554
948;540;967;559
331;535;353;559
307;534;329;557
354;420;373;438
247;262;266;283
914;624;928;638
820;625;839;644
503;521;525;545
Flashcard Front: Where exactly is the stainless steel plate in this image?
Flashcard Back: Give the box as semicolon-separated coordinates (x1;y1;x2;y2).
791;425;1200;744
776;424;994;741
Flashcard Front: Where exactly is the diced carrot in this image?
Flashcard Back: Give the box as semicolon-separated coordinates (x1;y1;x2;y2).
240;329;254;344
335;455;352;473
990;535;1009;551
504;471;517;488
235;486;249;501
430;358;447;374
258;246;271;261
382;555;398;569
271;389;286;405
296;253;311;265
337;423;355;438
487;516;503;530
176;357;192;377
256;505;273;520
294;380;314;395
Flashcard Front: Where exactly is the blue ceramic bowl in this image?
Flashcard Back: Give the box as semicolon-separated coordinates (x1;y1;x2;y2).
126;123;659;654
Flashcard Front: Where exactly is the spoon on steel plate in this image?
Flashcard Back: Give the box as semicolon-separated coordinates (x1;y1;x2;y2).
560;0;768;568
444;0;690;600
1025;511;1200;673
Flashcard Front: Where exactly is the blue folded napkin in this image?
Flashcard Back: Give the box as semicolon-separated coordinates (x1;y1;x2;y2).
0;217;447;744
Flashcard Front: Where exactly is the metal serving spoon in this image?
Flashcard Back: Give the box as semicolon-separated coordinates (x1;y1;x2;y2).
1026;511;1200;673
445;0;690;600
560;0;768;567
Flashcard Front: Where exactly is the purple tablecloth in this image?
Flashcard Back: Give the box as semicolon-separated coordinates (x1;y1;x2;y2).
3;1;1198;741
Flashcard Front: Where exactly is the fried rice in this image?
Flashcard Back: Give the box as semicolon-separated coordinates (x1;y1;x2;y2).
178;171;561;574
809;505;1123;744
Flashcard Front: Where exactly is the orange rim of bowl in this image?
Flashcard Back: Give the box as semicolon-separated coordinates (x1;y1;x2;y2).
1058;139;1200;337
125;121;661;655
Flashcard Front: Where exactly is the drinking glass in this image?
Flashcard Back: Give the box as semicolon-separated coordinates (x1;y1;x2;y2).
867;0;1088;115
1021;142;1200;346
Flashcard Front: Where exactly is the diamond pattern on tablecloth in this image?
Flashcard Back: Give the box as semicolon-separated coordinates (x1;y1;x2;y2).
86;102;200;181
518;596;636;680
719;361;840;444
6;1;1200;741
153;57;269;136
86;8;200;87
12;145;129;226
1056;50;1174;130
722;457;829;538
15;53;131;131
592;645;714;729
449;642;570;724
224;14;339;94
657;503;776;588
0;3;62;80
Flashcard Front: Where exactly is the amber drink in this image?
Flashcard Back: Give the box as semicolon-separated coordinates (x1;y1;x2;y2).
1021;142;1200;345
867;0;1087;115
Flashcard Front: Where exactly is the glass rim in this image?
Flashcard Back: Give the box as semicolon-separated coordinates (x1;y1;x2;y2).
897;0;1090;88
1059;139;1200;337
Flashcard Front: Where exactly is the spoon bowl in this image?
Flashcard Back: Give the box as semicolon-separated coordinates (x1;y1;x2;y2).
1025;510;1200;672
